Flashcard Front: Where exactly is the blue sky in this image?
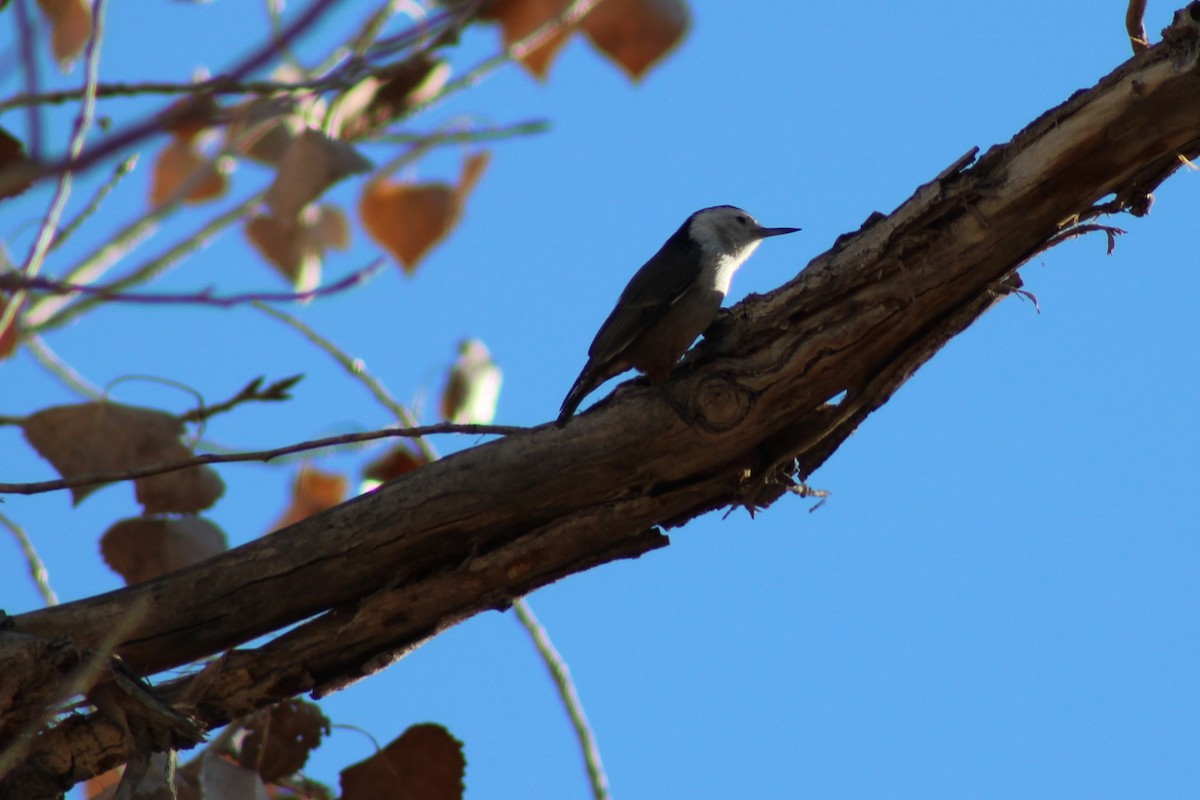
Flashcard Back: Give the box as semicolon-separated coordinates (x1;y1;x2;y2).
2;1;1198;798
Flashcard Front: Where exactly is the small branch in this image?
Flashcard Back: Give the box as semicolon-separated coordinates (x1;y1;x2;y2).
25;335;104;399
5;259;385;309
514;599;610;800
0;423;526;497
1127;0;1150;52
50;155;139;254
13;0;44;160
0;512;59;607
252;302;440;462
374;118;551;146
179;374;304;425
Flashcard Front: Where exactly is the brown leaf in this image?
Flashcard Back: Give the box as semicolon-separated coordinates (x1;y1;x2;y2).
199;754;268;800
226;98;297;165
265;129;373;219
480;0;574;80
362;445;428;483
581;0;689;80
134;449;225;515
0;125;35;200
238;700;330;783
340;723;465;800
359;152;489;274
149;136;229;207
269;464;347;531
100;517;228;585
440;339;502;424
341;55;452;139
22;402;221;508
162;95;223;142
36;0;93;65
245;205;348;290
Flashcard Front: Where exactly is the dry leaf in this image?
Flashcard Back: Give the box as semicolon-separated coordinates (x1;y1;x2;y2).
238;700;330;783
162;95;223;141
36;0;93;66
481;0;575;79
359;151;490;273
265;128;373;219
581;0;689;80
0;125;35;200
362;445;428;483
245;205;348;290
227;98;297;165
340;723;465;800
135;450;225;515
269;464;347;531
341;55;452;139
100;517;228;585
440;339;502;424
149;136;229;207
23;402;222;509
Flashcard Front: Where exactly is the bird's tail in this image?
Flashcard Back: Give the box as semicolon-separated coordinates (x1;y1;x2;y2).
557;364;598;427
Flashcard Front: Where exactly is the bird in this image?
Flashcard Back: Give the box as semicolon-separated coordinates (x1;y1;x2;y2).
557;205;799;426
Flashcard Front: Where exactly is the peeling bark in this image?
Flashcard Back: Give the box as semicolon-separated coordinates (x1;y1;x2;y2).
4;4;1200;796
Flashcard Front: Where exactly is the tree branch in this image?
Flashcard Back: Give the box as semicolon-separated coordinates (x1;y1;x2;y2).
6;4;1200;796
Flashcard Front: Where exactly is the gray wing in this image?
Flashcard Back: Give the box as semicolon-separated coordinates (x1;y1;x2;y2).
587;227;703;363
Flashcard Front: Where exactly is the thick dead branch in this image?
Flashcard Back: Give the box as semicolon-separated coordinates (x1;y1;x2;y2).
5;4;1200;796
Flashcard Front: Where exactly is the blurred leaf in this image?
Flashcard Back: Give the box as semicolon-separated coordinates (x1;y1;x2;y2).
149;136;229;207
36;0;92;66
582;0;689;80
23;402;223;511
359;152;489;273
480;0;574;80
269;464;347;531
341;55;452;139
440;339;502;424
100;517;227;585
265;129;372;219
199;754;269;800
245;204;349;290
362;445;428;483
0;125;35;200
239;700;330;783
340;723;465;800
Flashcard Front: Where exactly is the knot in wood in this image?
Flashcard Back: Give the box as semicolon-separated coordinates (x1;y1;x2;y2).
686;373;752;432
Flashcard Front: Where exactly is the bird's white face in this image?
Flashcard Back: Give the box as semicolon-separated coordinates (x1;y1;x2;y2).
687;206;765;257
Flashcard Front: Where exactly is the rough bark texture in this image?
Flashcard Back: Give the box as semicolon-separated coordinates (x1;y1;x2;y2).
5;5;1200;796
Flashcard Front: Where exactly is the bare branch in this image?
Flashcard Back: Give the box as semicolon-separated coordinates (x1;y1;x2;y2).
1128;0;1150;52
0;423;525;497
4;259;386;309
179;375;304;425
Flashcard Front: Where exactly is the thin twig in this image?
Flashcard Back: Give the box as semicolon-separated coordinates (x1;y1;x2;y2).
252;302;440;462
25;335;104;399
374;118;551;146
28;192;264;331
50;154;139;254
179;374;303;424
0;0;108;341
0;512;59;606
13;0;44;160
514;599;610;800
0;423;525;496
5;259;385;308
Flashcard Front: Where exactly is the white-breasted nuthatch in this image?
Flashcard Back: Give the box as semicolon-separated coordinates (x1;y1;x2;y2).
557;205;799;426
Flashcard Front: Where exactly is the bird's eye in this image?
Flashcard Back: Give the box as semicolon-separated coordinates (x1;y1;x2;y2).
736;215;748;225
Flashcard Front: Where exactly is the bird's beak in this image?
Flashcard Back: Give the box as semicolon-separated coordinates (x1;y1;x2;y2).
757;226;801;238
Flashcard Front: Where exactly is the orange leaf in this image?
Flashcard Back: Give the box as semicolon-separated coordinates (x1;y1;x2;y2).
581;0;689;80
269;464;347;531
245;205;348;290
150;136;229;207
359;152;489;274
340;723;465;800
362;445;428;483
265;129;372;219
239;700;330;783
36;0;93;65
100;517;228;585
481;0;574;80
